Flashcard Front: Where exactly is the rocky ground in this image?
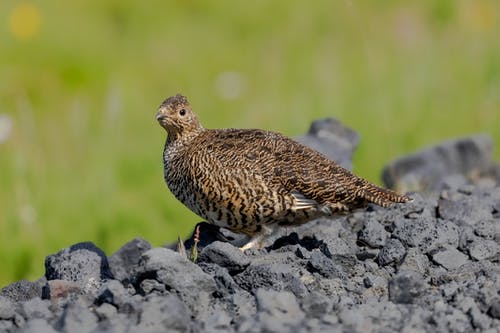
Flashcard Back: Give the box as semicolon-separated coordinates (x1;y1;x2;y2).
1;120;500;333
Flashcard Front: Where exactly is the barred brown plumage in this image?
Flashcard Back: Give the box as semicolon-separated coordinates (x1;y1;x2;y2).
157;94;411;250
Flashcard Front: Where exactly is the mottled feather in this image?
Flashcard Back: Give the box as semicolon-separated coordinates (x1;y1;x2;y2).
157;94;411;236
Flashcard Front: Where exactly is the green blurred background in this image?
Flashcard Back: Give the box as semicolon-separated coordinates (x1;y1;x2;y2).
0;0;499;286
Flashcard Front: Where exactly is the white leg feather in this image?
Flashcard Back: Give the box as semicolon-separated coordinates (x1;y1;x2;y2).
239;224;277;251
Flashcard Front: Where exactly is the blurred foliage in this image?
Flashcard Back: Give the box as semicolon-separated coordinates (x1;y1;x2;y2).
0;0;499;286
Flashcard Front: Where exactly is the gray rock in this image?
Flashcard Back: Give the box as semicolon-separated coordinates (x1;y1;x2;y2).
438;191;493;226
457;297;492;330
432;248;469;270
356;247;379;261
493;164;500;184
338;301;411;332
431;303;473;333
94;313;130;333
296;219;356;256
0;320;14;332
382;134;494;192
338;308;365;330
0;278;45;302
5;183;500;333
393;191;437;220
458;225;477;252
255;289;305;333
435;220;460;248
139;278;166;294
428;261;499;300
388;270;427;304
96;280;135;310
362;272;388;294
230;289;256;320
439;174;469;191
440;281;459;300
137;247;216;291
393;217;437;252
108;238;152;282
0;296;15;320
469;239;500;261
358;217;389;248
234;262;307;297
489;298;500;319
135;247;216;315
22;318;58;333
492;188;500;215
393;216;460;254
20;298;52;320
300;291;333;319
307;250;346;279
399;248;430;275
45;242;112;295
202;312;233;332
199;241;250;274
378;238;406;266
295;118;359;170
198;262;242;298
134;295;192;332
94;303;117;321
55;297;98;333
474;219;499;239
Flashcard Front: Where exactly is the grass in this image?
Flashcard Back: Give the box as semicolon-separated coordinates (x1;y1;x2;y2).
0;0;499;286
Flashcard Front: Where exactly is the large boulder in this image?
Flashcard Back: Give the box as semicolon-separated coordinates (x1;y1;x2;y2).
382;134;497;192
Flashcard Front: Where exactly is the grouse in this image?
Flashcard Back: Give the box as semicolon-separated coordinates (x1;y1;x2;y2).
157;94;411;250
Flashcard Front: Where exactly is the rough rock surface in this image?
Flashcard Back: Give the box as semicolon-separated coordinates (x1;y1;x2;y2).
295;117;359;170
2;127;500;332
1;185;499;332
382;134;499;192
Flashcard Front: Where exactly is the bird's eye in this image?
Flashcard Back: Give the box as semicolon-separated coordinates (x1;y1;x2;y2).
179;109;186;116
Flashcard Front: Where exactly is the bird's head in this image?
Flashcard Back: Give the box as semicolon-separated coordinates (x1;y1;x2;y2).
156;94;203;141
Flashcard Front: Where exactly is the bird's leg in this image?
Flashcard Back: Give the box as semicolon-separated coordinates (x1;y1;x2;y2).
239;224;276;252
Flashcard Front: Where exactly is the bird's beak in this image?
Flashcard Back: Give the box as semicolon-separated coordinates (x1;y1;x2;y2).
156;109;170;132
156;110;166;122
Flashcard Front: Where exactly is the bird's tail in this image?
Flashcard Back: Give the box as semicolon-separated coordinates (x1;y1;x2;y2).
360;182;412;207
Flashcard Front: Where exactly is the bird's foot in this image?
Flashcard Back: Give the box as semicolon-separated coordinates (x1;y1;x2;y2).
239;234;265;252
238;224;275;252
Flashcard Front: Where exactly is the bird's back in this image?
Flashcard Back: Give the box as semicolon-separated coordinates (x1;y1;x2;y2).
171;128;409;218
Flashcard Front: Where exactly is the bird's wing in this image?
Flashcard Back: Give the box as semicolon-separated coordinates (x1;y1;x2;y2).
191;128;351;206
290;191;320;210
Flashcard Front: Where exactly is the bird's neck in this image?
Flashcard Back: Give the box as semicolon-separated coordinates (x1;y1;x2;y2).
163;128;203;180
166;126;205;146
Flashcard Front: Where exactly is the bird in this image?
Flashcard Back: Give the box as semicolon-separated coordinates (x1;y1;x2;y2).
156;94;411;250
